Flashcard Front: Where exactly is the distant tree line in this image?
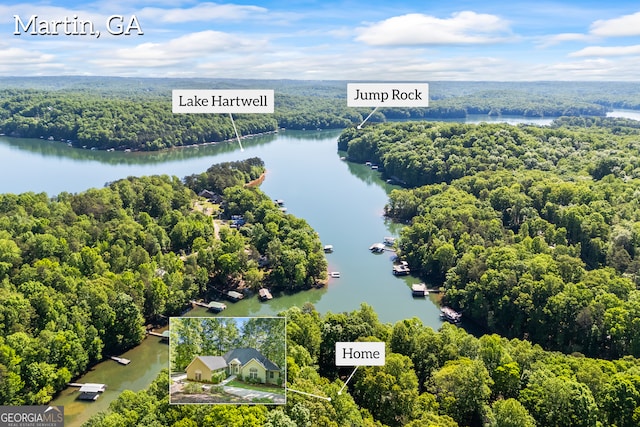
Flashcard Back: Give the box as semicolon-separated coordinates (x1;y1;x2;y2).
0;82;628;152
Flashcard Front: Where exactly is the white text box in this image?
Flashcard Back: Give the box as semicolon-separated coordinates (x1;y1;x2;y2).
172;89;274;114
335;342;385;366
347;83;429;107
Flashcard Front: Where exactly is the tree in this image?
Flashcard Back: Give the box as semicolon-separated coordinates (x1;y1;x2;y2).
600;374;640;427
170;318;204;372
492;398;536;427
430;358;493;426
353;352;419;426
520;371;598;427
104;293;145;353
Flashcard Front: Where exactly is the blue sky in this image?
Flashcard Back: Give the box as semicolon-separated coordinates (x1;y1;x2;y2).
2;0;640;80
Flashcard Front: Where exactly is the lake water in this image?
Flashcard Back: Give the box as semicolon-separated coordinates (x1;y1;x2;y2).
3;112;632;425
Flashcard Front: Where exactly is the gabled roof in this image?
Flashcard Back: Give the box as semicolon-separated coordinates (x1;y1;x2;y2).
189;355;227;371
223;348;280;371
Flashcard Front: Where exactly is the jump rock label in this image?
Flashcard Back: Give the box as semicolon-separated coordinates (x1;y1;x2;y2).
347;83;429;108
172;89;274;114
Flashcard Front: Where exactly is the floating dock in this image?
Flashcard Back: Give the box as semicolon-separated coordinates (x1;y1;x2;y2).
109;356;131;365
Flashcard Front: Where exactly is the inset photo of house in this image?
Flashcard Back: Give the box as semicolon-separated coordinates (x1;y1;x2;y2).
169;316;286;405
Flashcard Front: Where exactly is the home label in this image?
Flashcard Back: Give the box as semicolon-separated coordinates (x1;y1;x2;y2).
172;89;274;114
335;342;385;366
347;83;429;107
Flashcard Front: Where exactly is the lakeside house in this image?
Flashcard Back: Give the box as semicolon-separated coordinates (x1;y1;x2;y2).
198;189;223;203
185;348;281;385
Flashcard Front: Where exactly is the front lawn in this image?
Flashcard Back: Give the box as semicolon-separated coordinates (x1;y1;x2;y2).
226;379;285;395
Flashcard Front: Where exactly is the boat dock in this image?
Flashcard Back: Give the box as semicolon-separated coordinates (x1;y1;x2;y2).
109;356;131;365
411;283;428;297
392;261;411;276
68;383;107;401
190;300;227;312
440;307;462;324
369;243;386;253
369;242;396;253
226;291;244;301
259;288;273;301
148;330;170;341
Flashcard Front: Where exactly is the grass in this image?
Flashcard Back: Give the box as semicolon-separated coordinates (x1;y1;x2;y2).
226;379;285;395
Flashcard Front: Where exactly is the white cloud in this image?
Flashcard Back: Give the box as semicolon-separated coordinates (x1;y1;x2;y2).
0;42;65;74
570;45;640;57
536;33;594;48
355;11;511;46
89;30;267;71
591;11;640;37
138;2;267;23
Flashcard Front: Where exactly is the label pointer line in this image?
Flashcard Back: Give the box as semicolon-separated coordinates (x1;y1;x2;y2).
286;388;332;401
338;366;359;395
357;106;379;129
229;112;244;152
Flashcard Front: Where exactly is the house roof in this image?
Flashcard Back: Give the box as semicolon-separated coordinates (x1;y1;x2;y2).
192;355;227;371
223;348;280;371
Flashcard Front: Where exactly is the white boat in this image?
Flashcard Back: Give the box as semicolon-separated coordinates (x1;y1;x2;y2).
330;271;340;278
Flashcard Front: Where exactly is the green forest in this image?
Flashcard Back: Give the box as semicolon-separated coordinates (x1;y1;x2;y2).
338;118;640;361
0;158;325;405
84;303;640;427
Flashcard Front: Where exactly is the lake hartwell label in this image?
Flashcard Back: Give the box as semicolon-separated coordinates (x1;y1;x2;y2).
172;90;274;114
347;83;429;108
335;342;385;366
0;406;64;427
